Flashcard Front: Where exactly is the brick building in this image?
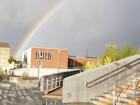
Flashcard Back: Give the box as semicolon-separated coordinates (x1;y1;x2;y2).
22;48;97;69
22;48;68;69
0;43;10;69
68;56;97;69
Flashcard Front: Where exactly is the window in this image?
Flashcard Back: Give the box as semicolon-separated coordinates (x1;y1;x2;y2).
36;51;45;60
45;53;48;60
36;51;52;60
52;78;56;89
47;79;51;91
36;52;39;59
48;53;52;60
40;51;44;59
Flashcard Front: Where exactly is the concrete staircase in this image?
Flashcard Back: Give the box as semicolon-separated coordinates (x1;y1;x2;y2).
91;79;140;105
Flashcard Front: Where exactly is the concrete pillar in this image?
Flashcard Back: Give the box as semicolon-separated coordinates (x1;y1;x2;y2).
40;76;45;92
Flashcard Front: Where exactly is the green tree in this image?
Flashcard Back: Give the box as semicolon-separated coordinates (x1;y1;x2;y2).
120;45;135;59
135;47;140;54
8;57;23;68
84;44;140;71
84;59;103;70
16;61;23;68
8;56;17;68
102;44;120;62
102;56;112;65
8;56;16;64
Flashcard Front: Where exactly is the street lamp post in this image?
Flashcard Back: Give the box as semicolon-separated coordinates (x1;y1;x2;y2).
58;49;60;72
38;58;40;80
38;51;41;80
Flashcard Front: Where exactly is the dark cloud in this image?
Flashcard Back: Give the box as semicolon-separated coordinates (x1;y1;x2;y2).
0;0;62;55
28;0;140;57
0;0;140;58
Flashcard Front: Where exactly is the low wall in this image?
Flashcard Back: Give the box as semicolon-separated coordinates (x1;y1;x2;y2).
9;77;39;88
12;68;79;78
63;55;140;103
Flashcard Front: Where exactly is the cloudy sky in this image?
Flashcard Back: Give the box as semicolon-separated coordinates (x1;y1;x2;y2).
0;0;140;59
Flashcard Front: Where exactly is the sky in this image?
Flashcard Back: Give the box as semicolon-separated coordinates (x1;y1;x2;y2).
0;0;140;59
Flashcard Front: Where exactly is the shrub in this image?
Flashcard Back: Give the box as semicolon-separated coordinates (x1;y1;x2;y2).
84;44;140;71
84;59;103;70
102;56;112;65
21;71;28;80
6;74;10;81
9;71;15;76
0;68;4;77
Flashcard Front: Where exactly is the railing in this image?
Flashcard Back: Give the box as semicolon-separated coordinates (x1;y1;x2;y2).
105;69;140;93
86;58;140;88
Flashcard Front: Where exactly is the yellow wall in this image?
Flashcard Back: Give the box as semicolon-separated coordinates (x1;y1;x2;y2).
0;47;10;69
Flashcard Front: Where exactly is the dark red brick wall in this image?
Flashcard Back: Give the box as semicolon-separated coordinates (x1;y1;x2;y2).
31;48;68;69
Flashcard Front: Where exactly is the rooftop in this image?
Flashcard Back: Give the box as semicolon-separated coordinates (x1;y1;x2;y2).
27;47;68;51
0;43;10;48
69;55;97;59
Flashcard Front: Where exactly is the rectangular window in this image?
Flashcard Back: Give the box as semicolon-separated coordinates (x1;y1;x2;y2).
52;78;56;89
56;78;60;87
40;51;43;59
36;52;39;59
36;51;52;60
47;84;51;91
48;53;52;60
47;79;51;91
36;51;46;60
45;53;48;60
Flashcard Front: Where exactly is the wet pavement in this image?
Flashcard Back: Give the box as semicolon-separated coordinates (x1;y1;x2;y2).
0;86;43;105
0;84;90;105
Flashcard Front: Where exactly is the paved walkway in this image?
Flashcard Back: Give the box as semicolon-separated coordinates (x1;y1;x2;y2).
0;87;43;105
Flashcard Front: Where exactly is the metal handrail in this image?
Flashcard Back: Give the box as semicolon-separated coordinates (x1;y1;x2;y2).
86;58;140;88
106;69;140;93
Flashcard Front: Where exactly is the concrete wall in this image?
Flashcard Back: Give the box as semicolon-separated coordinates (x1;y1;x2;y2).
12;68;79;78
63;55;140;103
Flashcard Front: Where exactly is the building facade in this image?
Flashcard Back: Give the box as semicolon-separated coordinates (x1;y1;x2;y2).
68;56;97;69
22;48;68;69
0;43;10;69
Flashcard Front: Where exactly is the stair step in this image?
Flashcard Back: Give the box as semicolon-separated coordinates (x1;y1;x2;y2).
128;89;140;95
90;99;111;105
91;79;140;105
102;93;112;98
96;96;112;104
118;97;137;105
115;101;129;105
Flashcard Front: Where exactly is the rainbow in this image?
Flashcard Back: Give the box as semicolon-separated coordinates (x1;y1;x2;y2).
15;0;66;59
